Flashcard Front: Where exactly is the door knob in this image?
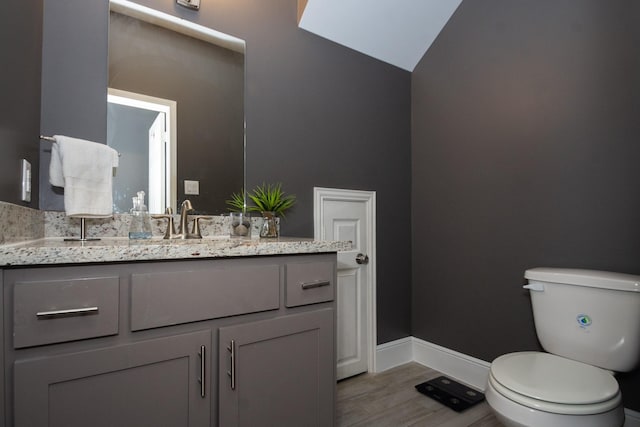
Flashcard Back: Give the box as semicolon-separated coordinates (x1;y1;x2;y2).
356;253;369;265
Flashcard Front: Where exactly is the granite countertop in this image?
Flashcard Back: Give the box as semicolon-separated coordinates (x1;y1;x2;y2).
0;237;351;267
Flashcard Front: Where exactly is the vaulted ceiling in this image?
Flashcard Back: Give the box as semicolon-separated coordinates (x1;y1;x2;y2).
297;0;462;72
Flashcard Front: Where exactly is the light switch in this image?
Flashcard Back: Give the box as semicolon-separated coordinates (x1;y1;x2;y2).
21;159;31;202
184;180;200;195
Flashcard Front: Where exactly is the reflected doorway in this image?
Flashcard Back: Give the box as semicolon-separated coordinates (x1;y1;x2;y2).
107;88;177;214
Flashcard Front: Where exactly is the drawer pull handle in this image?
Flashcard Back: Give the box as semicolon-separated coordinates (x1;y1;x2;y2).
301;280;331;290
36;306;99;319
227;339;236;390
198;345;206;398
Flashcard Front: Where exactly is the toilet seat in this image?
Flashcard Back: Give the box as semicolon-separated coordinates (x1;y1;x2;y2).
489;352;621;415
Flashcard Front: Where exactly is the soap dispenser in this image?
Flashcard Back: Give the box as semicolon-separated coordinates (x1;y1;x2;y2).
129;191;153;239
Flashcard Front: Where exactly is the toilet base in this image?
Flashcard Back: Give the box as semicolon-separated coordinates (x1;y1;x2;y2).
485;381;625;427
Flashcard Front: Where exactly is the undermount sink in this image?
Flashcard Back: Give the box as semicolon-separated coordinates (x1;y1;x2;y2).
201;235;232;240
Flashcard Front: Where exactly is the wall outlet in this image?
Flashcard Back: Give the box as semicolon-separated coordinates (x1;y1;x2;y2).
184;180;200;195
21;159;31;202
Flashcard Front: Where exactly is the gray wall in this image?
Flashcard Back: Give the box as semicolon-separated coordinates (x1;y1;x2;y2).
39;0;109;211
219;0;413;342
412;0;640;410
38;0;413;344
0;0;42;208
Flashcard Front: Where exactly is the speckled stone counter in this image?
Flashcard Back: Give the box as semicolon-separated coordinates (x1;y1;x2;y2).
0;202;350;267
0;202;44;244
0;237;351;267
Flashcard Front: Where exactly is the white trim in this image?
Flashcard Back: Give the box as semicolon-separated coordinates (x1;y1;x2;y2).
375;337;413;372
376;337;640;423
313;187;377;376
412;337;490;391
109;0;245;53
626;409;640;427
374;337;489;390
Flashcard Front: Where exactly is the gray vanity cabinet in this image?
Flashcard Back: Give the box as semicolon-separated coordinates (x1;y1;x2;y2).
218;308;335;427
14;330;211;427
2;253;337;427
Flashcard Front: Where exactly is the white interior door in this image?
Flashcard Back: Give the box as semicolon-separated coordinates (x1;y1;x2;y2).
314;188;376;381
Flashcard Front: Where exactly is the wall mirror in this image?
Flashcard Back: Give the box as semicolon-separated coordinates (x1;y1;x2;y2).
108;0;245;214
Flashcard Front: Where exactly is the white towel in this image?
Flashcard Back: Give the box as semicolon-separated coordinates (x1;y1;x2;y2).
49;135;119;217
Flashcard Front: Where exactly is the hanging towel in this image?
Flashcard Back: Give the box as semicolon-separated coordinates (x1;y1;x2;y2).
49;135;119;217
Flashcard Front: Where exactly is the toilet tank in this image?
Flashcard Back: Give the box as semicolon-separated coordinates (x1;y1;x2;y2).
524;267;640;372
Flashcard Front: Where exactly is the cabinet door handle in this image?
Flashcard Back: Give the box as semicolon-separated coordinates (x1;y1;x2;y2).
198;345;206;398
227;339;236;390
301;280;331;290
36;306;99;319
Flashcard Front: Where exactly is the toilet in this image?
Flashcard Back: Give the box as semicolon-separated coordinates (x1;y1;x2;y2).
485;268;640;427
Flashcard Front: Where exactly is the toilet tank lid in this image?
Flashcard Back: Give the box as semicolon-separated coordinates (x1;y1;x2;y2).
525;268;640;292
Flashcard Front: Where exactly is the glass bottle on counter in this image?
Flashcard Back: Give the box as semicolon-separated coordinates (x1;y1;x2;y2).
128;191;153;239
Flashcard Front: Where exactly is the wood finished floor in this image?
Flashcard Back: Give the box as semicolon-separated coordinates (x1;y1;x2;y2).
337;362;504;427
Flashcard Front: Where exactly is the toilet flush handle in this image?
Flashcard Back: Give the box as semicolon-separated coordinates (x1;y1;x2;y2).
523;283;545;292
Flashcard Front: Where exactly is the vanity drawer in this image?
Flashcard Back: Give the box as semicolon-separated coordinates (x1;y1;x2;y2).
285;261;335;307
13;276;120;349
131;264;280;331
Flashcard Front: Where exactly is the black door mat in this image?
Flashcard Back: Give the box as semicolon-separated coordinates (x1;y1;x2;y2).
415;376;485;412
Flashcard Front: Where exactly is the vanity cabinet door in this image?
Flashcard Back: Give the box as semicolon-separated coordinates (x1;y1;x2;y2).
14;330;211;427
218;308;335;427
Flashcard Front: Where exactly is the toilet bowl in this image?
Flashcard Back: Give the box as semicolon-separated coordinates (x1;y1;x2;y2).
485;352;624;427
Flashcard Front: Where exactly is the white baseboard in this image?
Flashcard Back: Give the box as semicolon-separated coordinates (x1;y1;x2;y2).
411;337;490;391
375;336;639;425
626;409;640;427
375;336;413;372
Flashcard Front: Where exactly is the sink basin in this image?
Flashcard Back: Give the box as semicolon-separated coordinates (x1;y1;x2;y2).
201;235;231;240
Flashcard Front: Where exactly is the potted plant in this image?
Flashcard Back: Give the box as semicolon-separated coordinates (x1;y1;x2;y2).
225;190;251;237
247;183;296;238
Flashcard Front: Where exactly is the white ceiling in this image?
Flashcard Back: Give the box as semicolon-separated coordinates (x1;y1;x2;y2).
298;0;462;72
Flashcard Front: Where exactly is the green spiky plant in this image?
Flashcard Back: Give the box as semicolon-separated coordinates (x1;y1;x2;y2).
248;183;296;217
225;189;252;237
225;189;247;213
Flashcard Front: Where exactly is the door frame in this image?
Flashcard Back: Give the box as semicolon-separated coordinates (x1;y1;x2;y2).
313;187;377;374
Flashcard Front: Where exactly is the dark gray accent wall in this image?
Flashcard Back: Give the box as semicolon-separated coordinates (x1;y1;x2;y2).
37;0;412;343
0;0;42;207
39;0;109;211
412;0;640;410
217;0;413;342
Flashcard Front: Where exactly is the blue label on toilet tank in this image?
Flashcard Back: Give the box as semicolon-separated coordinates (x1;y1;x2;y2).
576;314;592;327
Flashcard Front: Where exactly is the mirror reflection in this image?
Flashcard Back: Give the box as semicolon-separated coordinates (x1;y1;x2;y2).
108;88;177;214
108;0;245;214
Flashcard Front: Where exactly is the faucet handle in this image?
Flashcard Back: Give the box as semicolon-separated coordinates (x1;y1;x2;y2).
151;208;177;239
191;216;213;239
